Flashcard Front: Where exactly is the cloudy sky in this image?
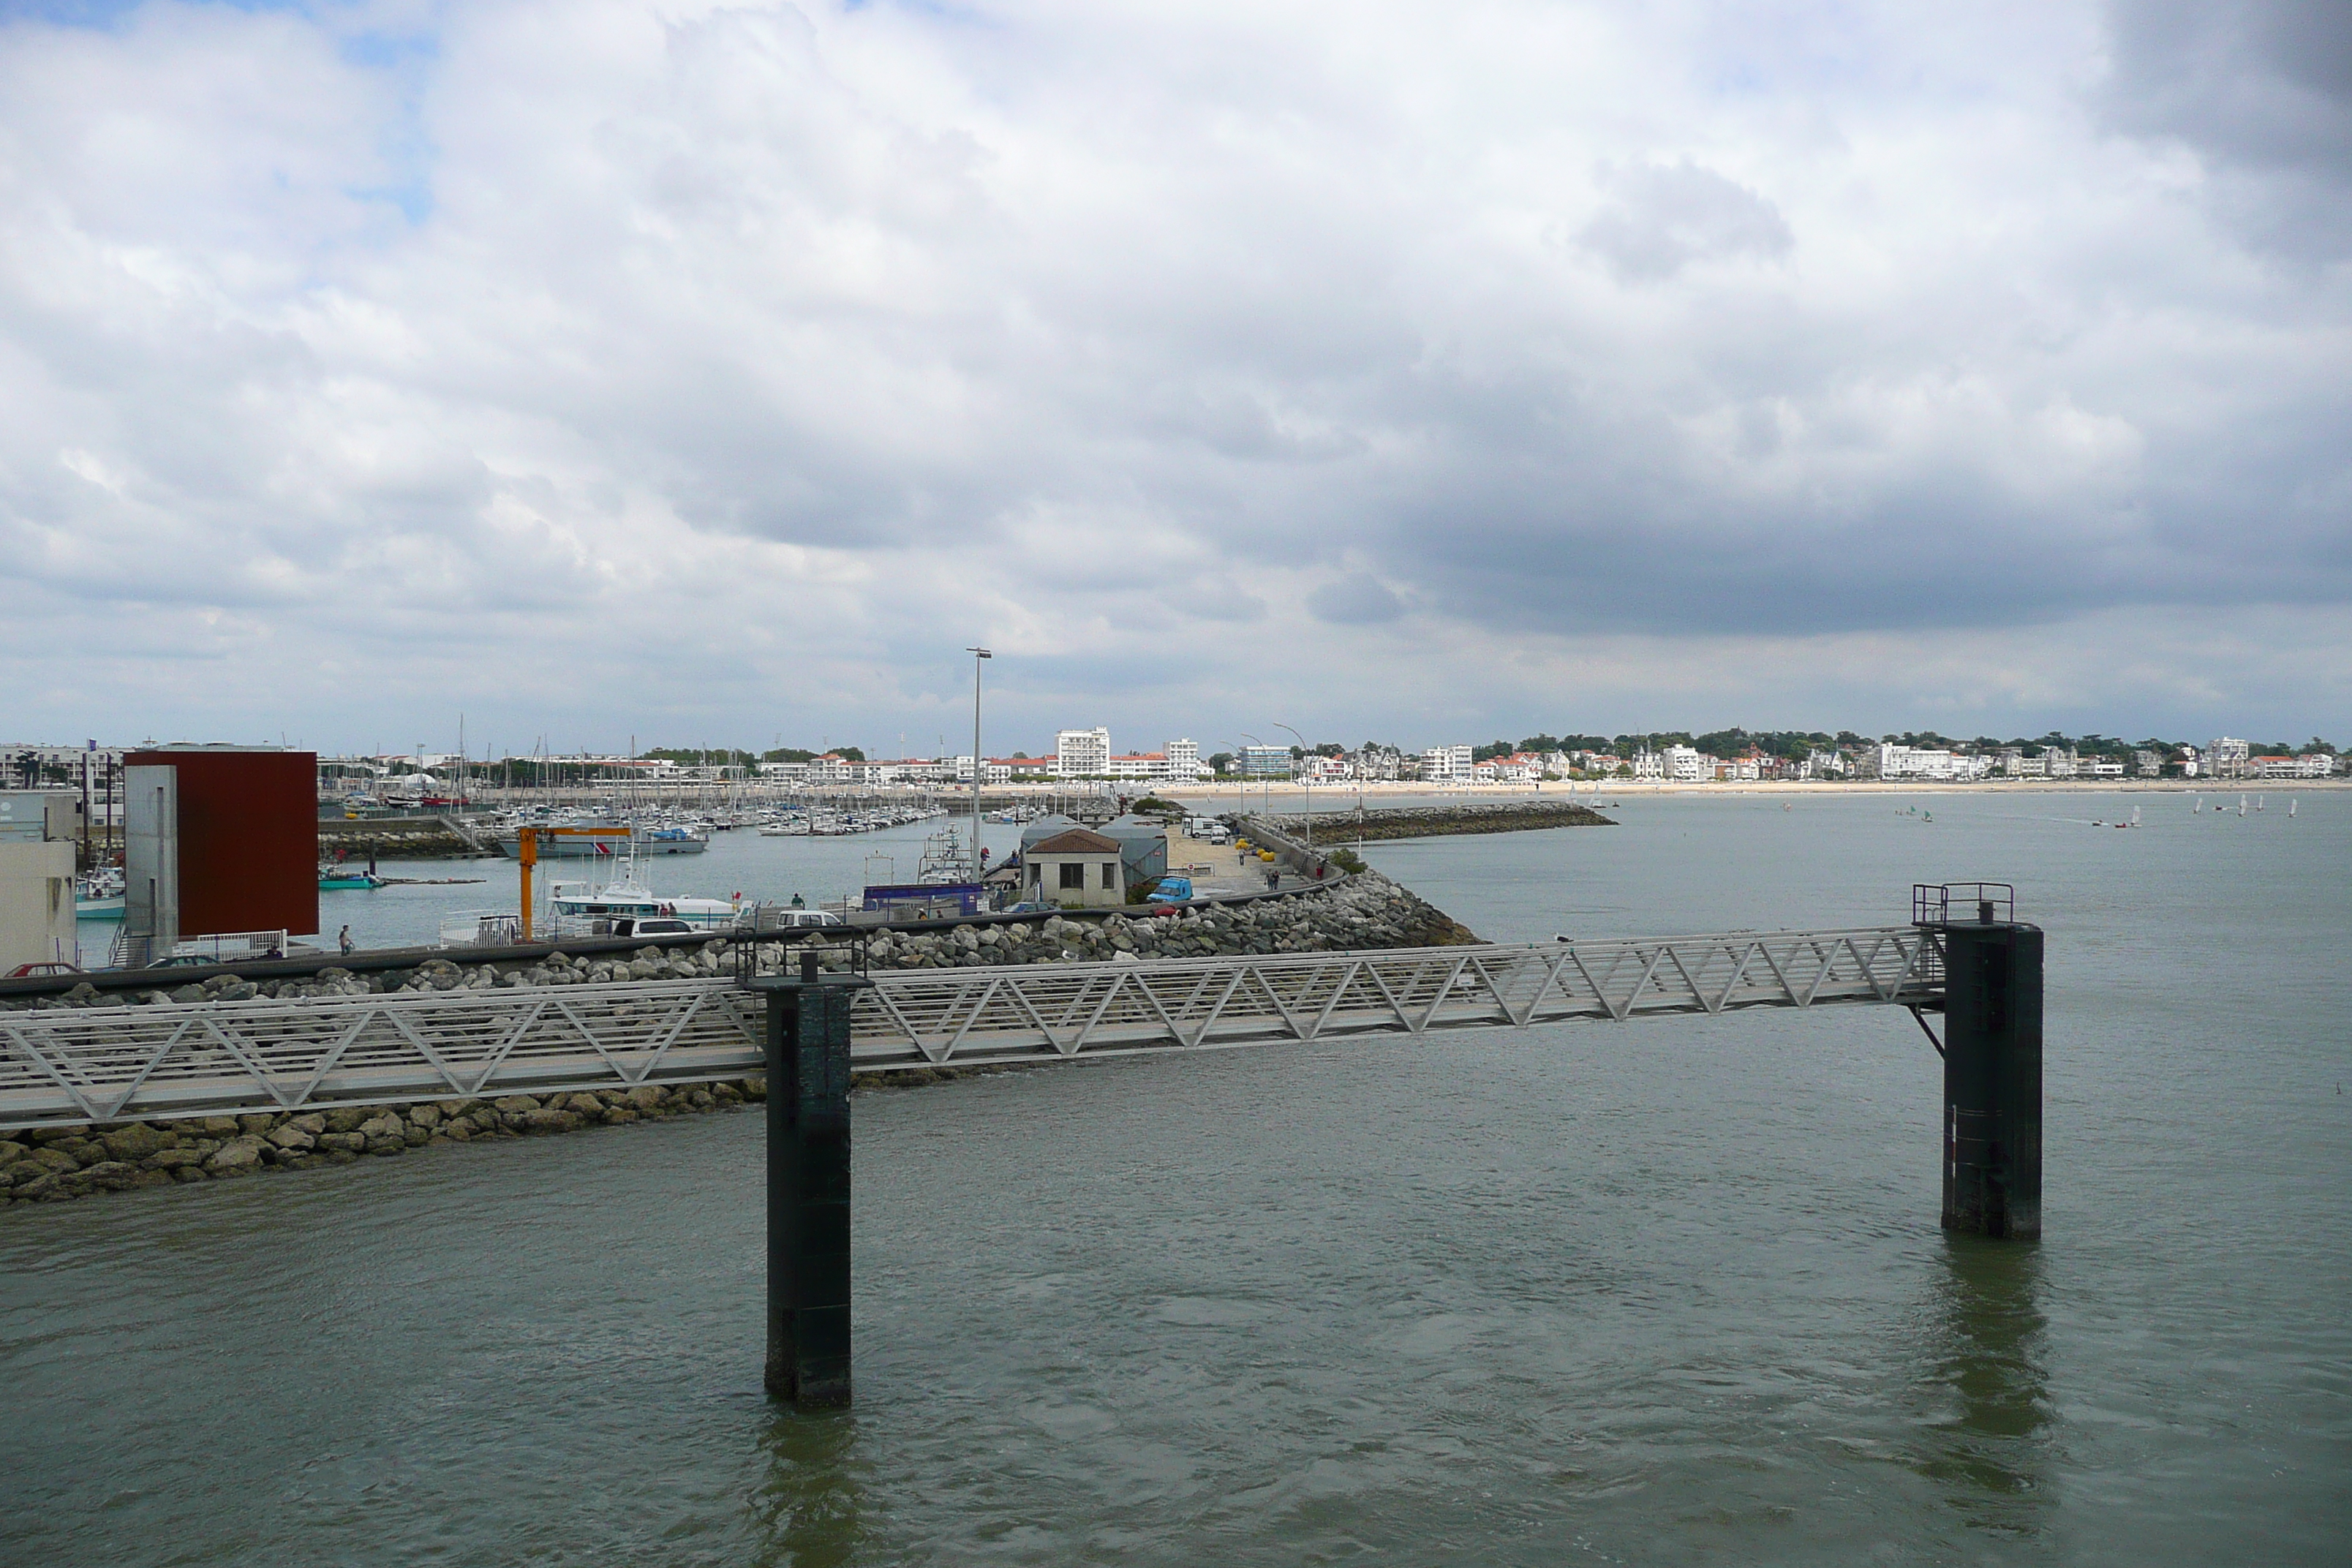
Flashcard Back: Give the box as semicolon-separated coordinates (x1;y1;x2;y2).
1;0;2345;757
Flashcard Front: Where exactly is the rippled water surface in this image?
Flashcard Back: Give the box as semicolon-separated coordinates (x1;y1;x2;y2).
6;791;2346;1564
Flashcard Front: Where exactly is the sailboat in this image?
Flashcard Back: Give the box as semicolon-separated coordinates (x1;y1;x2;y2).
2239;796;2248;817
2289;798;2298;818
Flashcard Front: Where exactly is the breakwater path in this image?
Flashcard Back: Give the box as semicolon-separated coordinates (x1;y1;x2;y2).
1249;799;1614;843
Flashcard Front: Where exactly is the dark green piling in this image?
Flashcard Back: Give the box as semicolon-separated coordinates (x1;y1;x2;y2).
1940;920;2043;1240
751;955;869;1406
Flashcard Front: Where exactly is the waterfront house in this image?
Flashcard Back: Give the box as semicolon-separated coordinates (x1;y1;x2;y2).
1025;827;1126;908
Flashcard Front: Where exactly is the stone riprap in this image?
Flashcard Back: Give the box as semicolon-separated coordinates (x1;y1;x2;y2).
0;1080;765;1208
1;871;1474;1012
859;872;1476;968
0;873;1476;1210
317;817;483;859
1254;800;1614;843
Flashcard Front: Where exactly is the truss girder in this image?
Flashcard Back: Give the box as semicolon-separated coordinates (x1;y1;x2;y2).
0;980;764;1129
0;929;1934;1129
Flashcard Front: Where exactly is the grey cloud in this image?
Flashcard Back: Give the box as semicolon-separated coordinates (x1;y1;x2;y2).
1307;573;1404;625
2101;0;2352;255
0;1;2343;750
1578;161;1793;282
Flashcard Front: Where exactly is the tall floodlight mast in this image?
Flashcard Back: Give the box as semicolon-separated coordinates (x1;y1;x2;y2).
968;647;992;879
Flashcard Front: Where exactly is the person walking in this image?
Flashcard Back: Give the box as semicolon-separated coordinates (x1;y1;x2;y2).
338;924;354;956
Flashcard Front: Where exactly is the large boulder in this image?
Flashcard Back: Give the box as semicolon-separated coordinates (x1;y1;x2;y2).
205;1139;265;1175
80;1160;142;1192
101;1125;172;1161
20;1146;80;1177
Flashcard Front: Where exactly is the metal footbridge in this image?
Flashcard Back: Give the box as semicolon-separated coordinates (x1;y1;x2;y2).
1;927;1939;1129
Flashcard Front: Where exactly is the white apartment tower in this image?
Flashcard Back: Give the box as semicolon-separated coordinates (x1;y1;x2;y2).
1165;739;1200;778
1420;744;1475;781
1055;727;1111;777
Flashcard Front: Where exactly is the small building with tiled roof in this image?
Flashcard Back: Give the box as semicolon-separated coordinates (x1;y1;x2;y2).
1025;826;1127;908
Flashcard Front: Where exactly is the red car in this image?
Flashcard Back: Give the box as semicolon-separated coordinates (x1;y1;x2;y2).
5;961;83;979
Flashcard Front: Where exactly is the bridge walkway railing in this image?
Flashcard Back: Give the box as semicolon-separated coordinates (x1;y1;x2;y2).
0;928;1937;1129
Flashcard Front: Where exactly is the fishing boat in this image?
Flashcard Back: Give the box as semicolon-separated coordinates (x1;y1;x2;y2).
547;857;742;932
493;823;710;857
75;867;125;920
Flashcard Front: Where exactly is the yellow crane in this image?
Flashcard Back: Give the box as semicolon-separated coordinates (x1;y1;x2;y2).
516;826;634;943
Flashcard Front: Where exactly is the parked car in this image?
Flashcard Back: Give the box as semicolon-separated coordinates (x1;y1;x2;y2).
609;916;696;938
5;961;81;979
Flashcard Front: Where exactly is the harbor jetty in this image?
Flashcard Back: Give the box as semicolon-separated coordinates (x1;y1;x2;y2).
1245;799;1613;843
317;815;487;860
1;872;1474;1210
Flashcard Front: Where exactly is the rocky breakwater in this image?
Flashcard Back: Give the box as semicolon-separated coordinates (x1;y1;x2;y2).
0;1078;764;1210
317;815;485;859
859;871;1477;970
1264;799;1614;843
1;872;1477;1213
1;941;739;1011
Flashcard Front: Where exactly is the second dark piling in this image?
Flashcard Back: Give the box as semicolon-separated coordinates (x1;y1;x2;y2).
753;960;868;1406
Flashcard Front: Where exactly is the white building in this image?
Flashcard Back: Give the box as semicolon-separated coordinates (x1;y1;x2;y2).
2208;737;2253;779
1662;745;1708;783
1056;728;1111;778
1714;755;1762;783
1487;753;1541;783
1166;739;1201;780
1632;750;1664;780
1873;745;1992;782
2257;753;2337;779
1240;744;1292;777
1420;744;1476;782
952;756;1014;784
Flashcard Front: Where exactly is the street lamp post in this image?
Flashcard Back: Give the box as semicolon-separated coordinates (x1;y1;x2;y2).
1275;723;1311;851
967;647;992;881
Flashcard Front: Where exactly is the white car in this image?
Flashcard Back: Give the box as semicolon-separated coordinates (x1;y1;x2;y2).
611;916;696;938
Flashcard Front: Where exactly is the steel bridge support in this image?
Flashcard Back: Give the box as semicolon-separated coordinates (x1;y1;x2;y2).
751;959;867;1407
1939;921;2043;1240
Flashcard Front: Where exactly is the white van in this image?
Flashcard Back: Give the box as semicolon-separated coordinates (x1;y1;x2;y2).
1186;818;1230;844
